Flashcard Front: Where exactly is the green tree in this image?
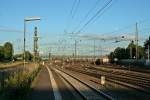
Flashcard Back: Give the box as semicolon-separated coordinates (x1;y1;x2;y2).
144;37;150;59
3;42;14;61
109;41;145;62
127;41;136;58
127;41;144;59
113;47;129;60
24;51;33;61
0;46;4;61
138;46;144;59
108;52;115;63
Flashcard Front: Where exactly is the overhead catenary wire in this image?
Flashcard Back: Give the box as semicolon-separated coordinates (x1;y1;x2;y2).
71;0;80;19
0;28;23;33
72;0;102;33
0;26;33;34
102;17;150;36
0;26;24;33
87;0;115;30
64;0;80;33
75;0;113;34
77;0;115;34
70;0;78;18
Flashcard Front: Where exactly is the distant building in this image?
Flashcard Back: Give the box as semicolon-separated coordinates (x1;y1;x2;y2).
97;56;109;64
102;56;109;63
144;36;150;59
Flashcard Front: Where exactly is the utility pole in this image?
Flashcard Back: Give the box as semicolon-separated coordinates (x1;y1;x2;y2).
130;40;134;59
75;40;77;59
49;48;52;61
23;20;26;67
130;46;132;59
33;27;39;62
135;22;139;60
148;45;150;61
148;37;150;61
49;52;51;60
94;40;96;60
99;44;102;57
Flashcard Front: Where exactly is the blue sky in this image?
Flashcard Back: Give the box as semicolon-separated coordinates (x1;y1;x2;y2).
0;0;150;55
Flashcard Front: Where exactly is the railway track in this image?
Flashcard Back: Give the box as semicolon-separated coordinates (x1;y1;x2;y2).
65;65;150;94
95;65;150;76
87;67;150;88
51;67;114;100
87;66;150;85
96;64;150;74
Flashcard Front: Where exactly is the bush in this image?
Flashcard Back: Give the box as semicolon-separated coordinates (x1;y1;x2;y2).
24;51;33;61
1;66;41;100
3;42;14;61
4;72;31;100
0;46;4;61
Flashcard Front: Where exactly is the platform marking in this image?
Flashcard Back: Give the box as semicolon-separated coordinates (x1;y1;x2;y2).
46;66;62;100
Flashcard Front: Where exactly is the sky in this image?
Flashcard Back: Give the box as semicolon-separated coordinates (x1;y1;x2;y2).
0;0;150;56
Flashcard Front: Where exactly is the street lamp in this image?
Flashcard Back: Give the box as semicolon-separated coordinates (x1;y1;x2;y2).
24;16;41;68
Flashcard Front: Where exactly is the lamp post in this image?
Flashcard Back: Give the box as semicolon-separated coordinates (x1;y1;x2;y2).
24;17;40;68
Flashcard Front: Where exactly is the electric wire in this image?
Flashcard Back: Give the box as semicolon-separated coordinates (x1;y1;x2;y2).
64;0;80;33
72;0;102;33
75;0;113;33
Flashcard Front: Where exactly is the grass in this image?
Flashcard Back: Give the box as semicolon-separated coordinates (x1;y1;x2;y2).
0;61;24;69
0;63;42;100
